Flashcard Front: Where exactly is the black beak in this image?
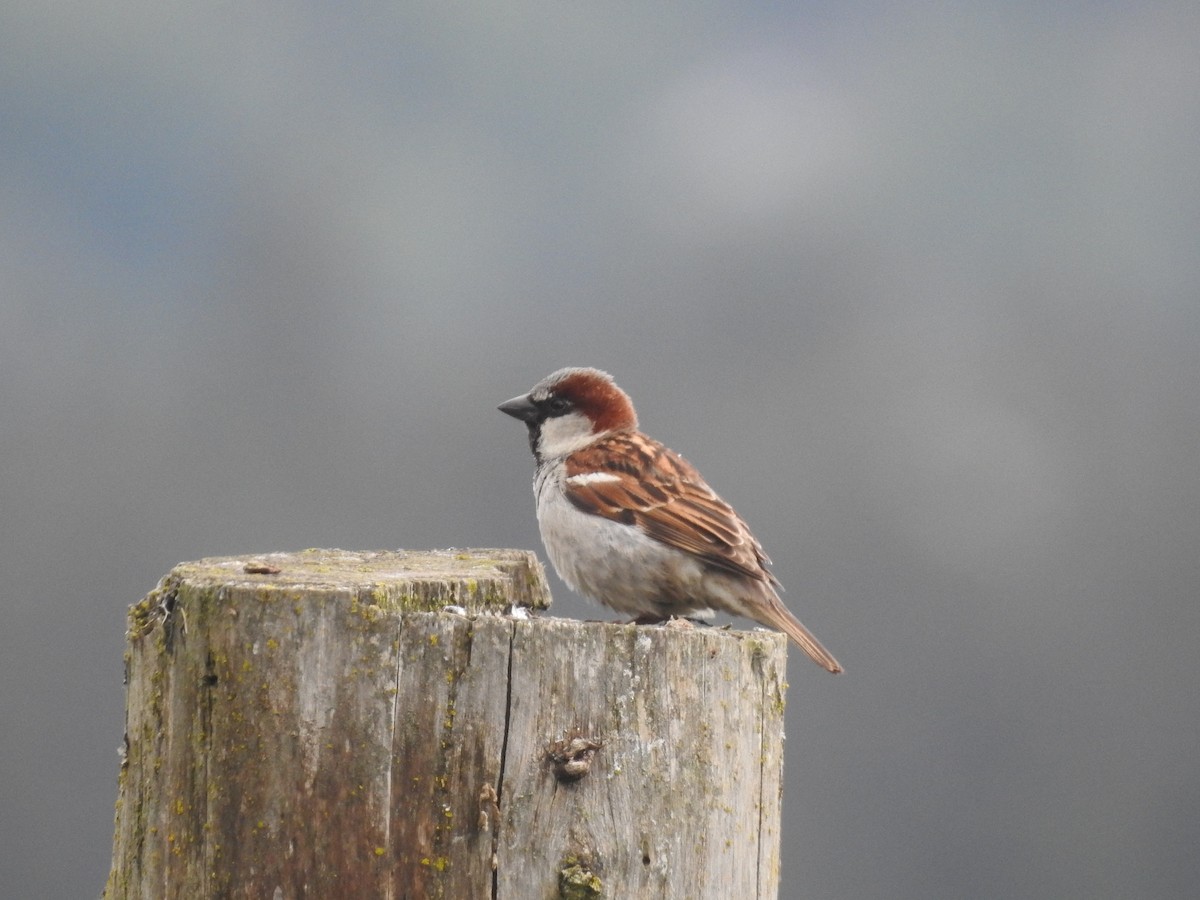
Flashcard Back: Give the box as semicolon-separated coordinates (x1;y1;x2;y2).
499;394;539;423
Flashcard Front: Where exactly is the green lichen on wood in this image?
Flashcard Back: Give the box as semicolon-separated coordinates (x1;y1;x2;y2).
558;855;603;899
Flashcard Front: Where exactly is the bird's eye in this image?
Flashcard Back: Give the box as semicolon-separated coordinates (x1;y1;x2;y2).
546;396;572;415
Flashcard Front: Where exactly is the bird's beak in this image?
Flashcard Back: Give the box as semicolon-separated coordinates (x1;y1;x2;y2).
499;394;539;422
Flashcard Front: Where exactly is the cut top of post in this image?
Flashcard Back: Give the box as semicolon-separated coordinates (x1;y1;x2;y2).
132;548;551;635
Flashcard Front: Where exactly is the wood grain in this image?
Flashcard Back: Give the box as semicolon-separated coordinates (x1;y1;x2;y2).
105;549;787;899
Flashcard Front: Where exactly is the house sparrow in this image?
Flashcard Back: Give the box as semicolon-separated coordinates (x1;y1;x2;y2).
499;367;843;674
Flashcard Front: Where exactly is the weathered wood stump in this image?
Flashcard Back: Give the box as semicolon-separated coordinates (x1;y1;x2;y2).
105;549;787;899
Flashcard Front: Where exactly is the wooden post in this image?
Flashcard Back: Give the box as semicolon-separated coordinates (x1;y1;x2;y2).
105;549;787;899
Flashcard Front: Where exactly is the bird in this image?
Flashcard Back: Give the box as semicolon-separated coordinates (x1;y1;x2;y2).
499;366;843;674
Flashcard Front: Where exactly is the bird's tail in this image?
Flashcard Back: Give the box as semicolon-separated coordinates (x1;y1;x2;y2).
758;592;843;674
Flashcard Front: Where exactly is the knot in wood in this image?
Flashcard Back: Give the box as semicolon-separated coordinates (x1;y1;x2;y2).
547;734;603;782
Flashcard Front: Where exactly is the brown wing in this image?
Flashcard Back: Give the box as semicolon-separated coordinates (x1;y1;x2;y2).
563;432;777;585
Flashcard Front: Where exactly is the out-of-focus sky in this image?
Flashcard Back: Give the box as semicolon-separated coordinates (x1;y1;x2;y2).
3;4;1198;898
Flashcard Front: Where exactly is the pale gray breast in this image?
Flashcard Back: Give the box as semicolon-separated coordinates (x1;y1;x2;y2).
531;462;712;618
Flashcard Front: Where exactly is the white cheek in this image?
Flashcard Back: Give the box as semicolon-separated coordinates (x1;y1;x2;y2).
538;412;598;458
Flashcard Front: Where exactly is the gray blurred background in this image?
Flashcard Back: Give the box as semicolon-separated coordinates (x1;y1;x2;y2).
3;4;1198;898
